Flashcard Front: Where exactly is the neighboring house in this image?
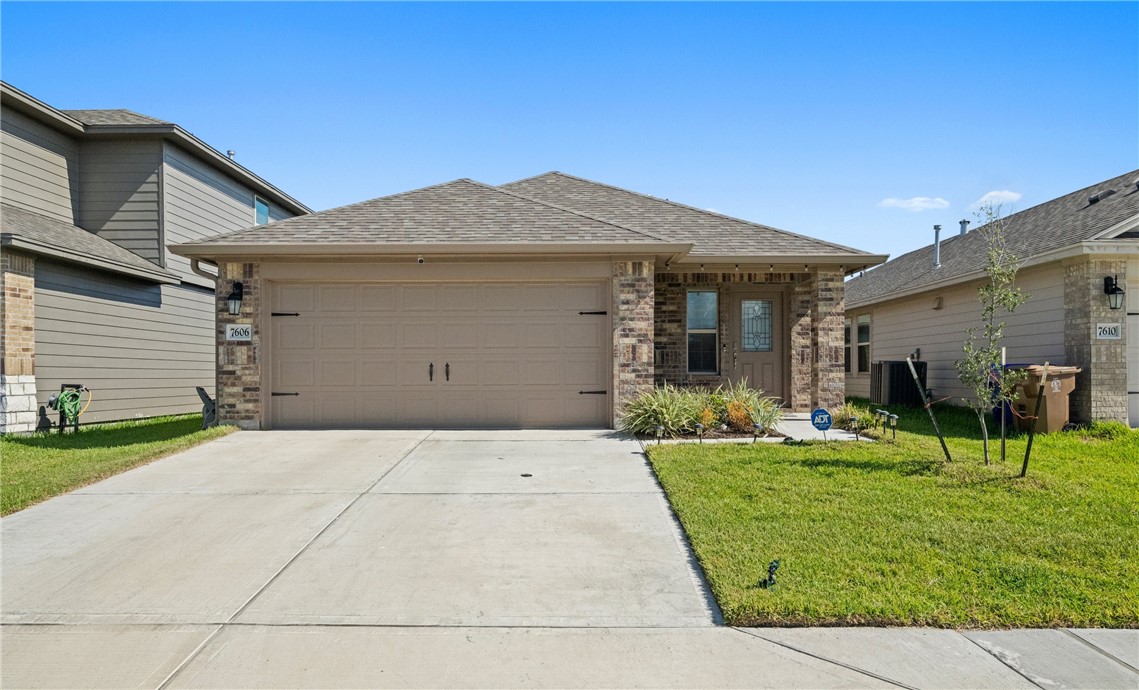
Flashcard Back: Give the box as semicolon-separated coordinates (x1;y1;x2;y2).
171;172;886;430
845;170;1139;428
0;82;309;433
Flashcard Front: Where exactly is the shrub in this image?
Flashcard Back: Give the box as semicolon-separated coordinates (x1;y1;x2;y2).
725;400;751;431
618;383;702;437
833;402;875;432
699;407;716;429
720;379;783;433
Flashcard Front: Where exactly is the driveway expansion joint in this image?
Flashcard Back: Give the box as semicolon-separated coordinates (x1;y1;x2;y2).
1061;628;1139;674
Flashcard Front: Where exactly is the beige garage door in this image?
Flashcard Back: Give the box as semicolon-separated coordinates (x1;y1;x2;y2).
269;282;610;429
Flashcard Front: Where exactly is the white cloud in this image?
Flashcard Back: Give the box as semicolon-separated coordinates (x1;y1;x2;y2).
971;190;1022;209
877;196;950;212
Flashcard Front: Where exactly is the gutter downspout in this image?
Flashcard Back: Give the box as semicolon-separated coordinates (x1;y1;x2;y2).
191;258;219;284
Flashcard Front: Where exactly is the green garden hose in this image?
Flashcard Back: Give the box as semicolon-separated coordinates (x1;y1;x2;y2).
50;387;92;430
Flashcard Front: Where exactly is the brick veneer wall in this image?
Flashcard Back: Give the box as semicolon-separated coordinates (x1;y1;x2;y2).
613;260;654;425
813;268;846;411
0;251;38;433
1064;255;1129;423
216;261;262;429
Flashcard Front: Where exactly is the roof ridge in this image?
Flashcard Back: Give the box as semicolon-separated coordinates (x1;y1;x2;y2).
468;178;672;243
528;171;874;256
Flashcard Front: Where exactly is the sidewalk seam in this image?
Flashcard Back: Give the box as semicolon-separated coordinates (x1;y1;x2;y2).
959;632;1047;690
732;628;914;689
1060;628;1139;674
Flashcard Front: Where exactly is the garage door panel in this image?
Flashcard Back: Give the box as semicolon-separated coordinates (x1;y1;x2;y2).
400;323;437;349
360;323;396;349
360;286;397;311
400;286;437;311
440;322;478;349
277;322;315;350
481;359;520;386
319;286;357;312
439;285;478;311
319;360;357;387
276;359;315;388
361;360;397;387
564;321;604;348
275;285;314;313
524;359;561;385
318;323;356;349
271;280;609;429
561;283;606;310
523;322;561;348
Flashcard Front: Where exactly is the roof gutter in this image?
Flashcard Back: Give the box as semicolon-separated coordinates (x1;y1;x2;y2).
169;241;695;260
673;254;889;272
849;239;1139;309
2;234;180;284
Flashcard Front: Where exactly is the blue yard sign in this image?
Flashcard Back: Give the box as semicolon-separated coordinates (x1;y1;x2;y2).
811;408;832;432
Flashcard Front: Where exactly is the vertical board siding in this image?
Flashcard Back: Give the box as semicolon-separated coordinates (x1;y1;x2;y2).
162;143;295;285
34;260;215;424
77;140;162;265
0;105;79;222
845;263;1066;405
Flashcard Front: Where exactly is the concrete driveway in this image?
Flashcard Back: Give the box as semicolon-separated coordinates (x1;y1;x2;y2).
4;430;1135;689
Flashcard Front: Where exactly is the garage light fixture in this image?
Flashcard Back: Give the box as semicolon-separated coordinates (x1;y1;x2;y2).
226;282;244;316
1104;276;1125;310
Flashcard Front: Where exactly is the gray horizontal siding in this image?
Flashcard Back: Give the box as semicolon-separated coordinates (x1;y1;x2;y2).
77;140;163;266
34;260;215;424
0;105;79;222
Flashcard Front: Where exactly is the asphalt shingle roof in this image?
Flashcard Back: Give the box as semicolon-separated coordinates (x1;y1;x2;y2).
1;203;175;278
61;109;170;126
846;169;1139;307
501;171;876;259
184;178;673;246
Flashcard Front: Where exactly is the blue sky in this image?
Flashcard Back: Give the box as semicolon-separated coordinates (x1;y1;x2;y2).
3;2;1135;258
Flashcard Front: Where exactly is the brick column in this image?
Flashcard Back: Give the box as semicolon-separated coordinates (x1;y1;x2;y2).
216;261;262;429
1;251;38;433
789;276;814;412
1064;255;1128;423
813;268;846;411
613;260;654;426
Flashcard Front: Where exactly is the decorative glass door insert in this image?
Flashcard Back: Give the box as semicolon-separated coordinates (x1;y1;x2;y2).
741;299;773;352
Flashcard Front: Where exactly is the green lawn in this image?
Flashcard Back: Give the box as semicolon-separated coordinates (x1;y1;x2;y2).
646;401;1139;628
1;415;233;515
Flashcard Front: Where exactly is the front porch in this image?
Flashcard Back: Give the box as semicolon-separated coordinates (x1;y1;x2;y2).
650;266;846;413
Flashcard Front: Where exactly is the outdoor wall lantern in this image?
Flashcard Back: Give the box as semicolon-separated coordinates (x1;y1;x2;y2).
1104;276;1125;310
226;282;244;316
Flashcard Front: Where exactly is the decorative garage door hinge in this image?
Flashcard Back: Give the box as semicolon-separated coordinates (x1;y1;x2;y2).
578;390;607;395
271;312;300;317
271;392;300;396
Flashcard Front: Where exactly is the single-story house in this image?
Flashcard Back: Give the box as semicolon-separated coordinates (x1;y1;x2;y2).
171;173;887;429
844;169;1138;427
0;81;309;433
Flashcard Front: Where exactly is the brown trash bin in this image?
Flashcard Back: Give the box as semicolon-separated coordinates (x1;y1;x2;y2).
1012;365;1082;433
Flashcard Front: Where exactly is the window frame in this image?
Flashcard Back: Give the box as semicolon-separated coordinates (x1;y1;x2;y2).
844;318;852;374
856;314;872;374
254;196;270;225
686;289;719;375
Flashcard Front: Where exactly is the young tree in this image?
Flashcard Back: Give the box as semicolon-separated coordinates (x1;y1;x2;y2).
955;205;1029;464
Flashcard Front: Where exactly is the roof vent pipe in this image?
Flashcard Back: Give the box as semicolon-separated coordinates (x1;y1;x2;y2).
932;225;942;268
226;150;236;160
959;219;970;236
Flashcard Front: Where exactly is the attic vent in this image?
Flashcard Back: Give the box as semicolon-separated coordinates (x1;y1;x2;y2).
1088;189;1116;205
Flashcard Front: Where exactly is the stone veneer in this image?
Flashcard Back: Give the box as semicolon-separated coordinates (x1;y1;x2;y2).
1064;255;1129;423
655;268;845;412
1;251;38;433
613;260;655;425
215;261;262;429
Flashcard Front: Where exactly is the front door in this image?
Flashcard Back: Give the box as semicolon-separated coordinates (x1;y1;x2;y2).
729;292;786;402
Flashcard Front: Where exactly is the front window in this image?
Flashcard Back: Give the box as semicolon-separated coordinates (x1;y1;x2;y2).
687;290;718;374
857;314;871;373
844;318;851;374
255;197;270;225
